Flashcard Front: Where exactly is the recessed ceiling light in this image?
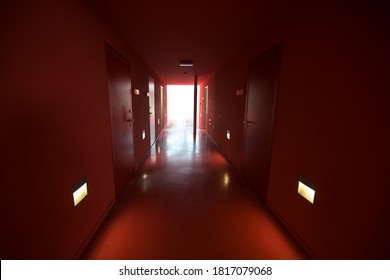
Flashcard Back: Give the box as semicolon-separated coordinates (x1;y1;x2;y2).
179;60;193;67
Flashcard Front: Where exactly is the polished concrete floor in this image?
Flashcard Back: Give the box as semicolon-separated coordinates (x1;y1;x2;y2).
81;125;309;259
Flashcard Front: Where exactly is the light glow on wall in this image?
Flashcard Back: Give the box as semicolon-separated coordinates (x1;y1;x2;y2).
223;172;230;187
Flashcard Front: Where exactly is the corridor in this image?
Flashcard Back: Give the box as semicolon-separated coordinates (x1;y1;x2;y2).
81;125;309;260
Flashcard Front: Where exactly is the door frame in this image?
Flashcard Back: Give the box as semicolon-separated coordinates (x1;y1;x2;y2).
241;42;283;201
148;76;155;146
105;43;135;196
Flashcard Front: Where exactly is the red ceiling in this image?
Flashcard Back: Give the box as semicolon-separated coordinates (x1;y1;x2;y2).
85;0;302;85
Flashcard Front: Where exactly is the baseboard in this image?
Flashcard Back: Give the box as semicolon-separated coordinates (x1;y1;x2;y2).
267;201;318;259
203;131;242;174
73;198;116;259
205;130;317;259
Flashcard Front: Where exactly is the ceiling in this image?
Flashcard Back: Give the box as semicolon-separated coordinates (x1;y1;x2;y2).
85;0;302;85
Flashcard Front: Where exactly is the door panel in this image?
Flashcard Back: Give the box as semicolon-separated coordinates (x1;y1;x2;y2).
204;86;209;129
149;77;155;146
241;44;283;201
105;45;135;196
160;86;164;128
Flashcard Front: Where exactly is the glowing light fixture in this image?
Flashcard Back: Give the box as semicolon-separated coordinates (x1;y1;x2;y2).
223;172;230;187
297;177;316;204
72;177;88;207
179;60;193;67
227;130;231;140
142;130;146;140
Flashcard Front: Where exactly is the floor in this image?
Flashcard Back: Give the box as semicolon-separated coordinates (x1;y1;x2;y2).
81;125;309;260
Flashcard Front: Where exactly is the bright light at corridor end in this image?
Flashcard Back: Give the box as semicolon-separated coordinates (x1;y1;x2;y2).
167;85;199;126
73;177;88;207
297;177;316;204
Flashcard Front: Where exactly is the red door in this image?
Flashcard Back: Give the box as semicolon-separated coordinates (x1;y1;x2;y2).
241;44;283;201
105;45;135;196
148;77;156;146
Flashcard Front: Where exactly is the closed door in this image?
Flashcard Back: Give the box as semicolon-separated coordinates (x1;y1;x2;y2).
149;77;155;146
204;86;209;129
241;44;283;201
105;45;135;196
160;86;164;128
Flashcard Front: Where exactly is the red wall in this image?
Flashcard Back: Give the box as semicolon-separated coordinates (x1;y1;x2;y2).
201;75;217;140
128;66;165;167
198;87;205;129
153;82;166;141
209;0;390;259
0;0;164;259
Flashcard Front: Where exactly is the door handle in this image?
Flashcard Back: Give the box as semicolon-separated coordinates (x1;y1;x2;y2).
243;120;255;128
126;118;134;127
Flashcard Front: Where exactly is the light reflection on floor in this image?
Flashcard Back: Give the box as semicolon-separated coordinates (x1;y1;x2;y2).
81;125;309;260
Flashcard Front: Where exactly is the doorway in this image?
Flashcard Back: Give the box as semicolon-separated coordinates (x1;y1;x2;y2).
167;85;199;128
105;44;135;196
241;43;283;201
160;85;164;129
149;77;155;146
203;86;209;129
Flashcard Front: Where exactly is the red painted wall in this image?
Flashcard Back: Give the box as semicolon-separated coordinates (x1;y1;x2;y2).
209;0;390;259
201;74;217;140
198;87;205;129
131;74;151;167
153;82;165;140
129;66;165;167
215;62;247;170
0;0;165;259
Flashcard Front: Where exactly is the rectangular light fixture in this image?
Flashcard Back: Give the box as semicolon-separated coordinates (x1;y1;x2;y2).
142;129;146;140
227;130;231;140
297;176;316;204
72;176;88;207
179;60;193;67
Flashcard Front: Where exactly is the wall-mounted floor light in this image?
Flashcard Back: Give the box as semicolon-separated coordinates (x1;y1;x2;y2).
297;176;316;204
223;172;230;188
72;176;88;207
226;130;231;140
